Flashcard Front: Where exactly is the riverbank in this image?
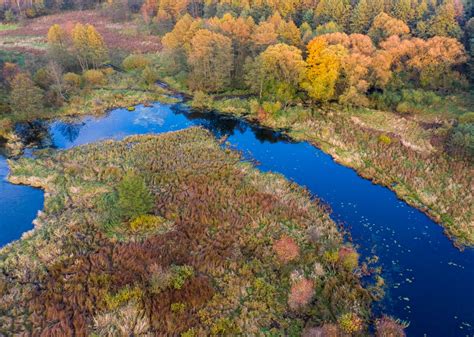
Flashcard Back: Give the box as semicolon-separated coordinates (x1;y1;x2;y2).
1;127;392;336
190;95;473;247
3;78;472;246
1;74;177;157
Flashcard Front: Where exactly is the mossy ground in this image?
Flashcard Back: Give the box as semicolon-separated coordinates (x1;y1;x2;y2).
1;128;375;336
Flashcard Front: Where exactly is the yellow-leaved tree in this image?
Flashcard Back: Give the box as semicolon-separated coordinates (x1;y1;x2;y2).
302;37;346;103
187;29;233;92
47;24;67;46
72;23;108;71
245;43;306;105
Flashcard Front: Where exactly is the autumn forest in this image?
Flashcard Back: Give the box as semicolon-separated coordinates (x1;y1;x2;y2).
0;0;473;335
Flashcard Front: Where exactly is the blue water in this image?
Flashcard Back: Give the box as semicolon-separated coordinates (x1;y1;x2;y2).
0;102;473;336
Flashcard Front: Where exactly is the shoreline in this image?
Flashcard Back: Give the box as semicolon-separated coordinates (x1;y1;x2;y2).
3;83;472;248
178;89;473;248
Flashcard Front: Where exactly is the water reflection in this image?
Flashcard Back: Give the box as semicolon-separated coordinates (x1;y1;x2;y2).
15;120;52;149
173;104;291;144
53;121;84;145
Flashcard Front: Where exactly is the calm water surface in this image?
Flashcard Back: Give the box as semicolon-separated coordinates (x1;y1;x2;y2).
0;102;473;336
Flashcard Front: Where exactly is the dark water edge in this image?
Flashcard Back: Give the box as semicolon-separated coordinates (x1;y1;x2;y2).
0;102;473;336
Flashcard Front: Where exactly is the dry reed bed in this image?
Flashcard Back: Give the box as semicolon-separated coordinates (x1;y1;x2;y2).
0;127;376;336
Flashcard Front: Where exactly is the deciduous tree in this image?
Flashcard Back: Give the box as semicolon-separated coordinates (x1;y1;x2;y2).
302;37;346;102
245;43;306;104
187;29;233;92
71;23;108;71
368;12;410;44
9;73;44;119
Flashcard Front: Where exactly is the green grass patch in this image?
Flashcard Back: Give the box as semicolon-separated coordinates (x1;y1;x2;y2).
0;23;18;31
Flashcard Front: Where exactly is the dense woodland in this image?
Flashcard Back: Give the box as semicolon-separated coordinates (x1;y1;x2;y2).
1;0;473;159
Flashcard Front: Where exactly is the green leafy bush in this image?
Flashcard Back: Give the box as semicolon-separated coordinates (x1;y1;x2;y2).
338;246;359;271
448;123;474;160
378;134;392;145
105;286;142;310
459;112;474;124
170;302;186;314
338;313;363;334
169;265;194;290
9;73;44;119
129;214;171;234
262;101;282;115
372;89;441;114
4;10;17;23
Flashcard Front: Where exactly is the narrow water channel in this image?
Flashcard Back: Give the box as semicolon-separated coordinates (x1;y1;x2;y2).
0;101;473;336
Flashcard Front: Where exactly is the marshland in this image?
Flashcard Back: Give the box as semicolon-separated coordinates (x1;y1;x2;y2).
0;0;473;336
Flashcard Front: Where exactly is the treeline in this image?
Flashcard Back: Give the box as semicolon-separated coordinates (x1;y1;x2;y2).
139;0;470;39
2;0;471;40
158;12;468;109
140;0;472;158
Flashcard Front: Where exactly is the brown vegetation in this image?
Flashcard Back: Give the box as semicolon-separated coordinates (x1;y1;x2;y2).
0;128;376;335
0;10;161;54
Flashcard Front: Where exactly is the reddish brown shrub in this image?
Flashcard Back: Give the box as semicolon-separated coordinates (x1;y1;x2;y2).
338;246;359;271
302;324;340;337
273;235;300;264
376;316;407;337
288;278;314;310
2;62;19;84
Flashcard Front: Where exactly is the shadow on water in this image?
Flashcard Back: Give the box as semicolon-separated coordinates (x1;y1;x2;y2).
171;103;292;144
15;121;53;149
1;101;473;336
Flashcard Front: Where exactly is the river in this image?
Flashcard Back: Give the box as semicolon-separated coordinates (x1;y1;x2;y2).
0;101;473;336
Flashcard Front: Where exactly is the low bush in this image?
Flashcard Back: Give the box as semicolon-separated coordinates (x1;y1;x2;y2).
375;316;407;337
273;235;300;264
262;101;282;115
122;54;150;71
191;91;214;110
448;123;474;160
102;67;115;76
105;286;142;310
323;250;339;265
459;112;474;124
372;89;441;114
142;66;158;86
288;278;314;310
83;69;106;86
338;246;359;271
169;265;194;290
338;313;363;334
378;134;392;145
129;214;168;233
34;68;53;89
